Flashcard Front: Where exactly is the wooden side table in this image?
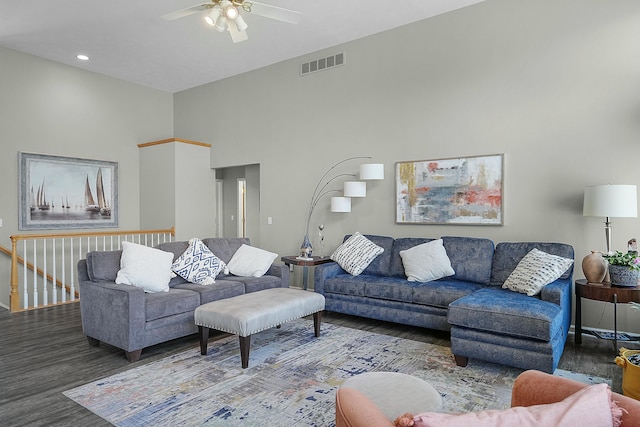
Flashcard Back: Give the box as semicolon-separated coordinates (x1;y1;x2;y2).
574;279;640;351
281;256;333;290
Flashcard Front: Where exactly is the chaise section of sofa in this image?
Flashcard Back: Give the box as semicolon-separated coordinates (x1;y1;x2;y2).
78;237;289;362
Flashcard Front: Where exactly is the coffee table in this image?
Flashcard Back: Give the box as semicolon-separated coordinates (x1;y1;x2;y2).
194;287;325;368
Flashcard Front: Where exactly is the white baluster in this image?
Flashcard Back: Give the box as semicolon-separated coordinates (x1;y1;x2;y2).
32;240;38;308
22;242;28;310
52;238;57;305
61;238;66;303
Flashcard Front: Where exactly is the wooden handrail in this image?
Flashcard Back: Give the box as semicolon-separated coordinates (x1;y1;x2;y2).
8;227;175;312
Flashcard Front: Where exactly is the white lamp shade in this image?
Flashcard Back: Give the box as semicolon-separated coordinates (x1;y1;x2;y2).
331;197;351;212
344;181;366;197
583;184;638;218
360;163;384;180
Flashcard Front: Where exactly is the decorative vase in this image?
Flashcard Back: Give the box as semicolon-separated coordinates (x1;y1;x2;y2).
581;251;608;283
299;234;313;259
608;264;640;287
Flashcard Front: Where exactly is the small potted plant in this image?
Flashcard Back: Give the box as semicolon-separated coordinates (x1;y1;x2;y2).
603;250;640;286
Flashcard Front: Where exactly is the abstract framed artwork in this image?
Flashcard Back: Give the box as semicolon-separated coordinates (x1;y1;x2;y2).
19;152;118;230
396;154;503;225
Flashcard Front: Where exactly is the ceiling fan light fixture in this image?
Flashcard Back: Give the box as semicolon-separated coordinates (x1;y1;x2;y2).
214;15;227;32
234;14;248;32
204;7;221;26
224;5;239;20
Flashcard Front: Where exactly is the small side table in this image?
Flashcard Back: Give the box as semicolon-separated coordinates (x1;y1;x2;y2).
281;256;333;291
575;279;640;351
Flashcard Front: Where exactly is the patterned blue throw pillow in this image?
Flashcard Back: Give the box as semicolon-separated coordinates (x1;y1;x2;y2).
172;238;227;285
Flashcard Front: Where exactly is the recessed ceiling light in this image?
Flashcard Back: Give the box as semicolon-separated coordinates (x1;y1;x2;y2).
76;54;90;61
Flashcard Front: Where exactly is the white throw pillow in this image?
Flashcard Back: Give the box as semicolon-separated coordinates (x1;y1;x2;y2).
115;241;174;293
172;238;228;285
400;239;455;282
502;248;574;296
330;232;384;276
227;244;277;277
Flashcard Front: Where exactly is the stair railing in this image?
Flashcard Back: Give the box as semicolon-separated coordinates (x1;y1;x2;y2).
8;227;175;312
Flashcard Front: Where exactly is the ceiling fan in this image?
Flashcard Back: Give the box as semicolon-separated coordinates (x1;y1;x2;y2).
162;0;301;43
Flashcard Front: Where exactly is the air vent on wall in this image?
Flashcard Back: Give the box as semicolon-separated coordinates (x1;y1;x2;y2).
300;52;345;76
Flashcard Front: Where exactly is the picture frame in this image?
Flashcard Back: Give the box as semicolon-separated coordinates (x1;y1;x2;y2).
19;152;118;230
396;154;503;225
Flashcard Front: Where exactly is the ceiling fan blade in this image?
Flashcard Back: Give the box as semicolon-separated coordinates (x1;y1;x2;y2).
247;2;301;24
161;3;209;21
228;20;249;43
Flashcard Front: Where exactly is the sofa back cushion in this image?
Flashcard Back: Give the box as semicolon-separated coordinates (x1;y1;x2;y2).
442;236;495;285
389;237;435;277
201;237;250;264
85;250;122;282
491;242;574;286
155;241;189;261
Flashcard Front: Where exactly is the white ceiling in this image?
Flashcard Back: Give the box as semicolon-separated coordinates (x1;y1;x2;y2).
0;0;485;93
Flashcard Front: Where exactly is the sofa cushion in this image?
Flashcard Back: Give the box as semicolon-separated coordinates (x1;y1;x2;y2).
413;279;482;308
491;242;574;286
201;237;250;264
172;238;228;285
324;275;366;296
447;287;563;341
155;241;189;261
332;233;385;276
145;288;201;321
502;248;574;296
173;280;245;305
86;250;122;282
115;241;174;293
364;276;417;303
442;236;494;285
413;383;620;427
400;239;455;282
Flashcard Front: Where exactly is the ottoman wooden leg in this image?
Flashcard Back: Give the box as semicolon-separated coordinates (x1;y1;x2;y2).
313;311;322;337
198;326;210;355
239;335;251;369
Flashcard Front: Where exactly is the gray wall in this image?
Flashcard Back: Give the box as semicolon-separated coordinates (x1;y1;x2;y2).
0;46;174;308
174;0;640;332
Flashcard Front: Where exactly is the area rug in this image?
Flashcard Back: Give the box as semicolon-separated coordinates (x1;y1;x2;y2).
63;320;609;426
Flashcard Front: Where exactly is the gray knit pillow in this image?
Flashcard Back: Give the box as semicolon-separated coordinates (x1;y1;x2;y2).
331;232;384;276
502;248;574;296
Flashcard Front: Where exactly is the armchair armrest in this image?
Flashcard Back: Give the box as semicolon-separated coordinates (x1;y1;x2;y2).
512;370;640;425
313;262;345;295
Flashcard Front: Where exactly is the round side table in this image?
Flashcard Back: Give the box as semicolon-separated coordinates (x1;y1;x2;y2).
575;279;640;351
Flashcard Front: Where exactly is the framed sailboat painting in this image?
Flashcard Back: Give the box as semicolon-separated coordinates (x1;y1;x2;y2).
19;152;118;230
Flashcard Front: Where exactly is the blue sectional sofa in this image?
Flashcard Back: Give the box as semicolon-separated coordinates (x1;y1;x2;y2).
313;235;574;373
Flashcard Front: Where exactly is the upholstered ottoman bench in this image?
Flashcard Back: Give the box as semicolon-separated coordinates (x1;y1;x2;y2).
337;372;442;423
194;287;325;368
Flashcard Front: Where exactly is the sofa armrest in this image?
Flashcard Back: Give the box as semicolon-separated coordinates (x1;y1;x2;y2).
313;262;345;295
265;263;290;287
511;370;640;425
78;273;146;352
336;387;394;427
540;276;572;337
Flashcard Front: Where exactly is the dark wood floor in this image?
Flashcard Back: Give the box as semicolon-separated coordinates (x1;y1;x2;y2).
1;303;636;426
